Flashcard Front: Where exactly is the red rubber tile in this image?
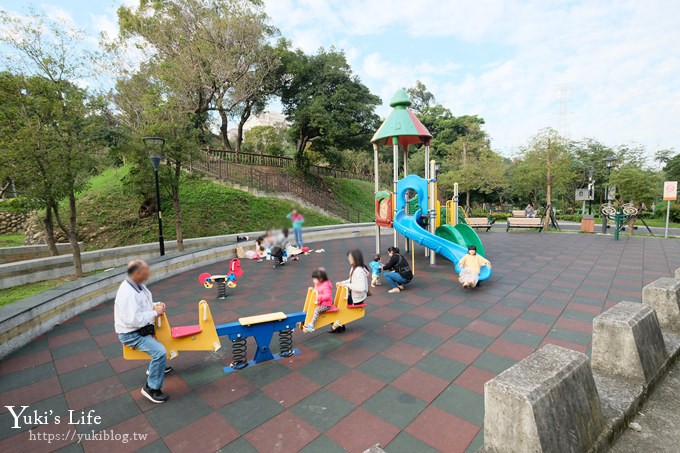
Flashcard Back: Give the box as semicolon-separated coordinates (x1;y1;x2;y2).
82;414;158;452
486;339;536;362
65;375;127;410
326;407;399;452
196;373;257;410
511;318;552;336
434;341;483;365
391;368;449;403
465;320;505;338
245;411;319;452
327;369;385;405
381;342;428;366
261;372;321;408
554;317;592;335
421;320;460;339
0;349;52;375
0;376;62;414
454;366;497;394
165;412;239;453
406;406;480;452
55;348;105;375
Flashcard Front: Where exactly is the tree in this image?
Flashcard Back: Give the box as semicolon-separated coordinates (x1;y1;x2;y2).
114;64;206;252
242;125;290;156
0;12;105;276
663;153;680;182
278;47;381;168
407;80;435;113
116;0;279;150
609;166;660;206
516;129;573;226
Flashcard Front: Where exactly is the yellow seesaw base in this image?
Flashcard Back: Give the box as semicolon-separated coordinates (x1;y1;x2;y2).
301;285;366;330
123;300;221;360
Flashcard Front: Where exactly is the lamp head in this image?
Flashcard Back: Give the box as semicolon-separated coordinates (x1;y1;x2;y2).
604;156;616;169
142;137;166;171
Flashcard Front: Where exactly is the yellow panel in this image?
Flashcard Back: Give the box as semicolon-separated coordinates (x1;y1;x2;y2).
239;312;287;326
436;200;441;228
123;300;222;360
301;285;366;330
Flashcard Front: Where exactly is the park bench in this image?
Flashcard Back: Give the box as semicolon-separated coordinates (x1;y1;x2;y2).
511;210;526;218
506;217;544;232
467;217;494;232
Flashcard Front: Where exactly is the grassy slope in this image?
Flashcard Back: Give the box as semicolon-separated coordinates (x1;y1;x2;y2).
78;167;342;249
324;177;386;223
0;233;25;247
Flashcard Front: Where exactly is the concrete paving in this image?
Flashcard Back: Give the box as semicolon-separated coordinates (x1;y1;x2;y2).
610;358;680;453
1;232;679;452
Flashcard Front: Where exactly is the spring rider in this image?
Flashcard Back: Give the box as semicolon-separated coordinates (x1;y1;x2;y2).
199;258;243;299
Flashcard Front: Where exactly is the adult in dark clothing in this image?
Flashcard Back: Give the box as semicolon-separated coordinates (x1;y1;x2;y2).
382;247;413;293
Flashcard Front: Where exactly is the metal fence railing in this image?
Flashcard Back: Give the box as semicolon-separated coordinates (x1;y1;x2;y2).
203;148;376;183
193;156;362;223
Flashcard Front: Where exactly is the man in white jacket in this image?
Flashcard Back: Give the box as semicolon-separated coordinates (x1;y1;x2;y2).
115;260;171;403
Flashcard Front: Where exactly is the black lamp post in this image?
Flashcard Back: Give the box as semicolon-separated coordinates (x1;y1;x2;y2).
601;156;617;234
588;168;594;215
143;137;166;256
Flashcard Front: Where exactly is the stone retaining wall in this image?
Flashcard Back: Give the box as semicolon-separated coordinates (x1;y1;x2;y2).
0;210;29;235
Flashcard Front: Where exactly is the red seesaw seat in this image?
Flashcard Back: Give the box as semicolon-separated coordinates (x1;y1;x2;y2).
171;325;202;338
347;304;367;309
326;306;339;313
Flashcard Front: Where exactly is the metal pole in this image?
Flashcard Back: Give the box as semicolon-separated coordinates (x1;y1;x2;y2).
154;169;165;256
601;167;611;234
393;139;399;248
404;144;409;252
453;183;459;226
429;160;436;266
373;143;380;254
424;144;430;258
665;200;671;239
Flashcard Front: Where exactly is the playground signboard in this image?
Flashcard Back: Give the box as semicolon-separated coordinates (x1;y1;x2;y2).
662;181;677;238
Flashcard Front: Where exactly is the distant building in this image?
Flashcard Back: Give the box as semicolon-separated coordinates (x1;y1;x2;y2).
227;111;288;140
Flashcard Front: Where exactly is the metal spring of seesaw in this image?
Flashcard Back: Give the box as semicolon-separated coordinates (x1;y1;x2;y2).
217;281;228;299
230;337;248;369
278;329;294;357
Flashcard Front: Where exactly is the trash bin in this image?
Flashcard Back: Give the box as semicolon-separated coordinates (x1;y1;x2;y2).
581;215;595;233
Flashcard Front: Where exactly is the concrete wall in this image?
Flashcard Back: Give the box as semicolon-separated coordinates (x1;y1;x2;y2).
0;242;83;265
0;223;382;358
0;223;376;289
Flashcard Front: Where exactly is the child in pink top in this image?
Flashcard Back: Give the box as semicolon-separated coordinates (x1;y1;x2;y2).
303;268;333;333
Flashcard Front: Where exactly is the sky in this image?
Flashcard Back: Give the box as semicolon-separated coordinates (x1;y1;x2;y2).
1;0;679;157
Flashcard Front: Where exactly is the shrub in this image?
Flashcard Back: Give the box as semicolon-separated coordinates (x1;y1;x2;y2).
657;203;680;223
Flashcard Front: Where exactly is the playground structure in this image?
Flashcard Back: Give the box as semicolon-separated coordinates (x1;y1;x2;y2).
123;283;365;372
371;89;491;281
198;258;243;299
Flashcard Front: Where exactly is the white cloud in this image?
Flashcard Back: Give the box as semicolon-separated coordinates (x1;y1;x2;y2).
266;0;680;154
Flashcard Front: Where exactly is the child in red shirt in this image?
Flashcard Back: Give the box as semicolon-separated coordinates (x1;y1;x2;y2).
303;268;333;332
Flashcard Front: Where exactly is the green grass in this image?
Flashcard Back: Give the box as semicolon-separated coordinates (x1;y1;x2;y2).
0;280;62;306
75;167;342;249
324;177;388;223
0;233;25;247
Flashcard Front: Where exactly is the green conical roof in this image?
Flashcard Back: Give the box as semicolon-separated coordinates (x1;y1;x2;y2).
371;89;432;146
389;88;411;107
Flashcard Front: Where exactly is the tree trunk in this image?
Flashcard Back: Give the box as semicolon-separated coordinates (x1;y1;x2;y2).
235;107;252;156
295;135;309;169
173;163;184;252
43;204;59;256
67;192;83;278
466;191;471;210
544;139;552;229
218;110;233;150
55;194;83;278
